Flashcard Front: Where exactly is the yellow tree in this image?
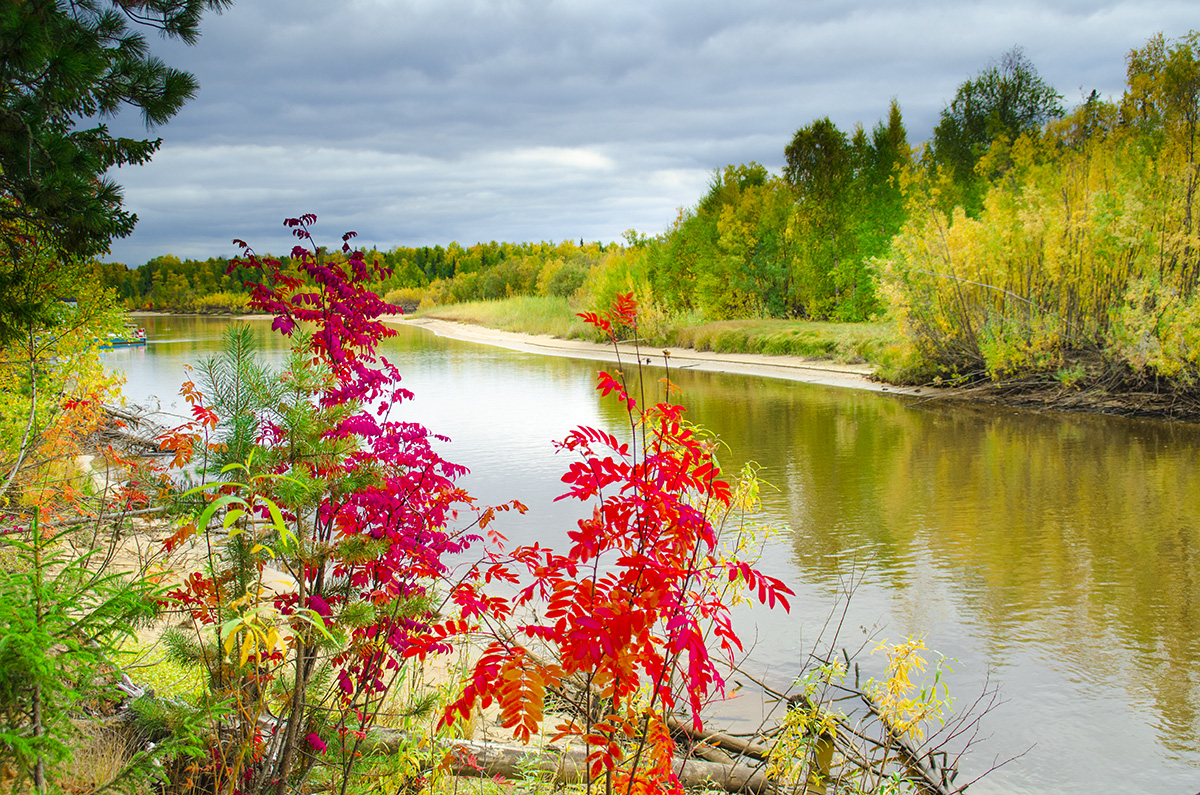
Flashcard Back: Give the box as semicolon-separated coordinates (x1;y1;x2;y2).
0;210;125;513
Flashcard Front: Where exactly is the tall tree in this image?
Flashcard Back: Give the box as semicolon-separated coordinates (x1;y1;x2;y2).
1123;31;1200;148
783;116;852;207
857;99;911;258
1121;31;1200;291
0;1;229;344
931;46;1063;210
0;1;232;260
783;117;855;317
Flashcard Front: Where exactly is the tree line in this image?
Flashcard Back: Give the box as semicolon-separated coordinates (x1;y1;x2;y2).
103;31;1200;395
442;32;1200;393
101;239;616;313
634;33;1200;393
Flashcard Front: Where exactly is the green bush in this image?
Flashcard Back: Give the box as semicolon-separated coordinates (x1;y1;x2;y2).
541;256;593;298
191;291;250;314
0;520;194;793
383;286;427;314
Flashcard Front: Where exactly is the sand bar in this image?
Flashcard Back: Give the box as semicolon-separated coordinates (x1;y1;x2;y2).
393;317;938;398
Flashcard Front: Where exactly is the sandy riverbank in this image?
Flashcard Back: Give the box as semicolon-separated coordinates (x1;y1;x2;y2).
132;310;946;399
392;316;939;398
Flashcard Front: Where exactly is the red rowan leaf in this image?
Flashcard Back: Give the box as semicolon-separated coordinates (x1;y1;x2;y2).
162;521;197;553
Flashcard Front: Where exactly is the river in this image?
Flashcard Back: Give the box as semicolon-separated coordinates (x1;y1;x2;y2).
104;315;1200;795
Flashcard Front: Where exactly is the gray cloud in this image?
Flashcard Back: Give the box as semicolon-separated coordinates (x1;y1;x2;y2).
101;0;1196;265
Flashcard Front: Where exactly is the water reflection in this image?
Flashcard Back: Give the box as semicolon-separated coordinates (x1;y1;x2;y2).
663;370;1200;789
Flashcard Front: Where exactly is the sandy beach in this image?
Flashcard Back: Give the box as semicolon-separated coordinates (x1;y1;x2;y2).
392;316;935;397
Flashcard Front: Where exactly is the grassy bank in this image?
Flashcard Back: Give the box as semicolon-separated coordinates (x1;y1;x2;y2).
413;296;897;367
412;295;595;339
665;318;894;364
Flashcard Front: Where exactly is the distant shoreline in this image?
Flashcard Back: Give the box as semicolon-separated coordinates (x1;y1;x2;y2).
134;311;1186;419
389;318;1200;421
130;311;275;320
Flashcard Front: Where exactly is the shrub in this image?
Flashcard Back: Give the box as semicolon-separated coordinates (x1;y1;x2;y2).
382;285;426;314
191;291;250;314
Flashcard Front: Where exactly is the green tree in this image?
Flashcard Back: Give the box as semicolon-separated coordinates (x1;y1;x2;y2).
1123;31;1200;148
648;163;774;316
859;99;911;253
784;118;855;317
931;46;1063;211
843;100;911;318
0;0;230;343
0;0;232;259
784;117;852;207
0;520;166;795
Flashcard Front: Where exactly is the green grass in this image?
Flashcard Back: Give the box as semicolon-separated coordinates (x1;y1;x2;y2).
416;297;901;368
114;637;208;702
414;295;596;339
665;319;897;365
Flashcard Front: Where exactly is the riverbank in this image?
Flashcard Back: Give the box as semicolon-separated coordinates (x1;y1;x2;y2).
133;309;1197;420
392;316;934;398
395;316;1200;422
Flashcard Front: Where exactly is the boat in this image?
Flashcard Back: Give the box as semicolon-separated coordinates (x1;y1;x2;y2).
98;327;148;348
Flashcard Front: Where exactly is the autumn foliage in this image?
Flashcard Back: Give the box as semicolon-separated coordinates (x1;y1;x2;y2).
883;32;1200;395
419;291;794;792
157;217;792;795
158;217;501;795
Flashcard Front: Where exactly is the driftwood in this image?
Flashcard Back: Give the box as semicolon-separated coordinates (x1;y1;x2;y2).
469;640;778;792
667;716;774;760
98;404;170;455
364;730;774;794
444;637;959;795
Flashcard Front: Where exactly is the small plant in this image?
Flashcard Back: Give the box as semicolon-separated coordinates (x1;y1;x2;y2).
765;636;957;794
867;637;953;743
1054;362;1089;389
0;518;176;794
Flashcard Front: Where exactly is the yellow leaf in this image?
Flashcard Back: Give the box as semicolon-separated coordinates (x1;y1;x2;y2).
240;632;256;666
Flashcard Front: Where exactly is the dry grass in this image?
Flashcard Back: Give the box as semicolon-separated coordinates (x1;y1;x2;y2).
54;723;141;795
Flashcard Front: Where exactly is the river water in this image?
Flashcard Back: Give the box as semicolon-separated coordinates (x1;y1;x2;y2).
105;315;1200;795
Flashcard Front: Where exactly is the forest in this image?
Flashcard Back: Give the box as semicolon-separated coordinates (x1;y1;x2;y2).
104;31;1200;402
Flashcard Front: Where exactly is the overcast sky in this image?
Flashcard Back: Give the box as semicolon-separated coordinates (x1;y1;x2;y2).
100;0;1196;266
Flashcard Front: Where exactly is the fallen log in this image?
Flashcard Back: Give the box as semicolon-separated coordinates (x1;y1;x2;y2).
365;730;775;794
667;716;774;760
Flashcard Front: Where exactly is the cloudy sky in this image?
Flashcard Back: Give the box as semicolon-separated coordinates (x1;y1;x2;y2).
101;0;1195;266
